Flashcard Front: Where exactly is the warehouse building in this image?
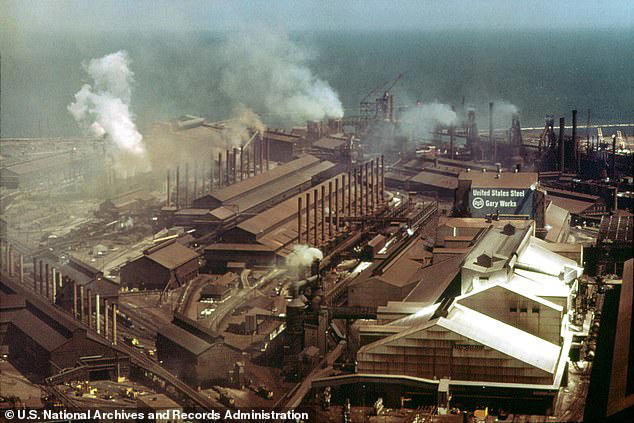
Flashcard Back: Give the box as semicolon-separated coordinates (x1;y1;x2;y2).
263;130;306;162
120;240;201;290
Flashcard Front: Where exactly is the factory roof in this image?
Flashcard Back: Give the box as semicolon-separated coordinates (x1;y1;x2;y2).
410;171;458;190
144;241;199;270
459;171;538;189
312;136;347;151
463;224;532;273
544;202;570;242
11;309;68;352
517;236;582;278
137;393;181;410
419;157;498;172
263;130;302;143
598;215;633;244
404;254;465;304
157;323;212;356
545;195;595;215
204;243;276;252
456;283;563;312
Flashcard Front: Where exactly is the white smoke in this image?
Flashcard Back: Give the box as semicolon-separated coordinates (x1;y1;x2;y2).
68;51;148;170
492;100;519;130
218;30;343;123
400;102;458;141
286;244;324;268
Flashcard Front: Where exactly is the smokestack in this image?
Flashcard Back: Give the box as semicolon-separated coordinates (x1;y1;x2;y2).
226;149;230;185
176;166;180;208
96;294;101;334
266;138;270;171
612;186;618;212
365;162;370;216
305;192;310;245
375;159;380;206
233;147;238;184
489;102;495;162
381;155;385;203
193;163;198;199
353;168;358;217
19;254;24;285
184;163;189;206
572;109;578;174
246;145;251;178
45;263;49;298
73;282;78;318
342;174;347;222
80;285;85;322
39;260;43;295
321;185;325;242
52;268;56;303
33;257;37;292
260;137;264;174
297;197;302;244
166;170;170;206
328;181;333;237
87;288;92;329
450;106;456;160
218;152;222;187
370;160;375;210
559;117;565;172
104;300;109;339
335;178;340;232
240;146;244;181
347;171;352;219
611;134;617;180
112;303;117;345
313;189;318;244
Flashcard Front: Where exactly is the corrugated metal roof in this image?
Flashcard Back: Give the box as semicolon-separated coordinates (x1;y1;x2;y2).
11;310;68;352
147;242;199;270
544;202;570;242
410;171;458;190
463;224;531;273
404;254;465;304
157;323;212;356
439;304;560;373
205;243;276;252
545;195;594;215
208;155;321;202
459;171;538;188
313;137;346;150
263;130;301;143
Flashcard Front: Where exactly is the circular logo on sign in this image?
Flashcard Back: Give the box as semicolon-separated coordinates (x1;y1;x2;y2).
472;197;485;209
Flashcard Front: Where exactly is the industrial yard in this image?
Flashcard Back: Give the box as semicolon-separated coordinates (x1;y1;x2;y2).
1;2;633;422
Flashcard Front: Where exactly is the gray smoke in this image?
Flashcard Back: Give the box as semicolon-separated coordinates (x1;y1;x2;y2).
400;102;457;141
492;100;519;130
218;29;343;124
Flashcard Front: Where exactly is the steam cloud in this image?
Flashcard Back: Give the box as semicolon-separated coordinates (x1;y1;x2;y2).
68;51;148;170
400;102;458;141
218;30;344;123
286;244;324;267
492;100;519;130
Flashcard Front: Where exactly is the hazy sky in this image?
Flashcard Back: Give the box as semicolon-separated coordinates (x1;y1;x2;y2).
3;0;632;33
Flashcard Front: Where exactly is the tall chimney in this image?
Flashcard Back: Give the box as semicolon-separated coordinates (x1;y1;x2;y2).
342;174;347;221
489;102;495;162
51;268;56;303
33;257;37;292
233;147;238;184
240;146;244;181
96;294;101;334
450;105;456;160
611;134;617;180
104;300;109;339
260;137;264;174
39;260;43;295
266;138;270;171
381;155;385;203
365;162;370;215
218;152;222;187
370;160;375;210
166;170;170;206
45;263;49;299
176;165;181;207
328;181;333;237
226;149;230;185
19;254;24;285
347;171;352;219
313;189;318;244
375;159;380;205
87;288;92;328
335;178;340;232
184;163;189;206
572;109;578;174
320;185;325;242
247;145;251;178
353;168;358;217
193;163;198;199
80;285;85;322
305;193;310;245
297;197;302;244
112;303;117;345
73;282;78;318
559;117;565;172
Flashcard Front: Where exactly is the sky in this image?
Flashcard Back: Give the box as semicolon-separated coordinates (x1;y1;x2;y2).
2;0;632;33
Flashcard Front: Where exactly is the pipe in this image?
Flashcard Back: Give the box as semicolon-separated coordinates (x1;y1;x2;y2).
80;285;85;322
328;181;333;237
184;163;189;206
335;177;340;232
365;162;370;215
611;134;617;180
450;106;456;160
381;155;385;203
347;171;352;219
321;185;325;242
342;174;347;221
247;145;251;178
353;168;358;217
266;138;270;171
572;109;578;174
52;268;56;302
45;263;49;298
96;294;101;334
297;197;302;244
305;193;310;245
260;137;264;174
370;160;375;210
489;102;494;162
33;257;37;292
375;159;380;205
39;260;43;295
176;165;180;208
559;117;565;172
19;254;24;285
240;146;244;181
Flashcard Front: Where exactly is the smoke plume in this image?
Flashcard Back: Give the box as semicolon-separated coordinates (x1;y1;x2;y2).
492;100;519;130
400;102;458;141
218;30;343;123
68;51;148;171
286;244;324;268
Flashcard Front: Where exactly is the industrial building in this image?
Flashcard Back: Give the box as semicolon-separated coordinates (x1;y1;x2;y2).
120;240;201;290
